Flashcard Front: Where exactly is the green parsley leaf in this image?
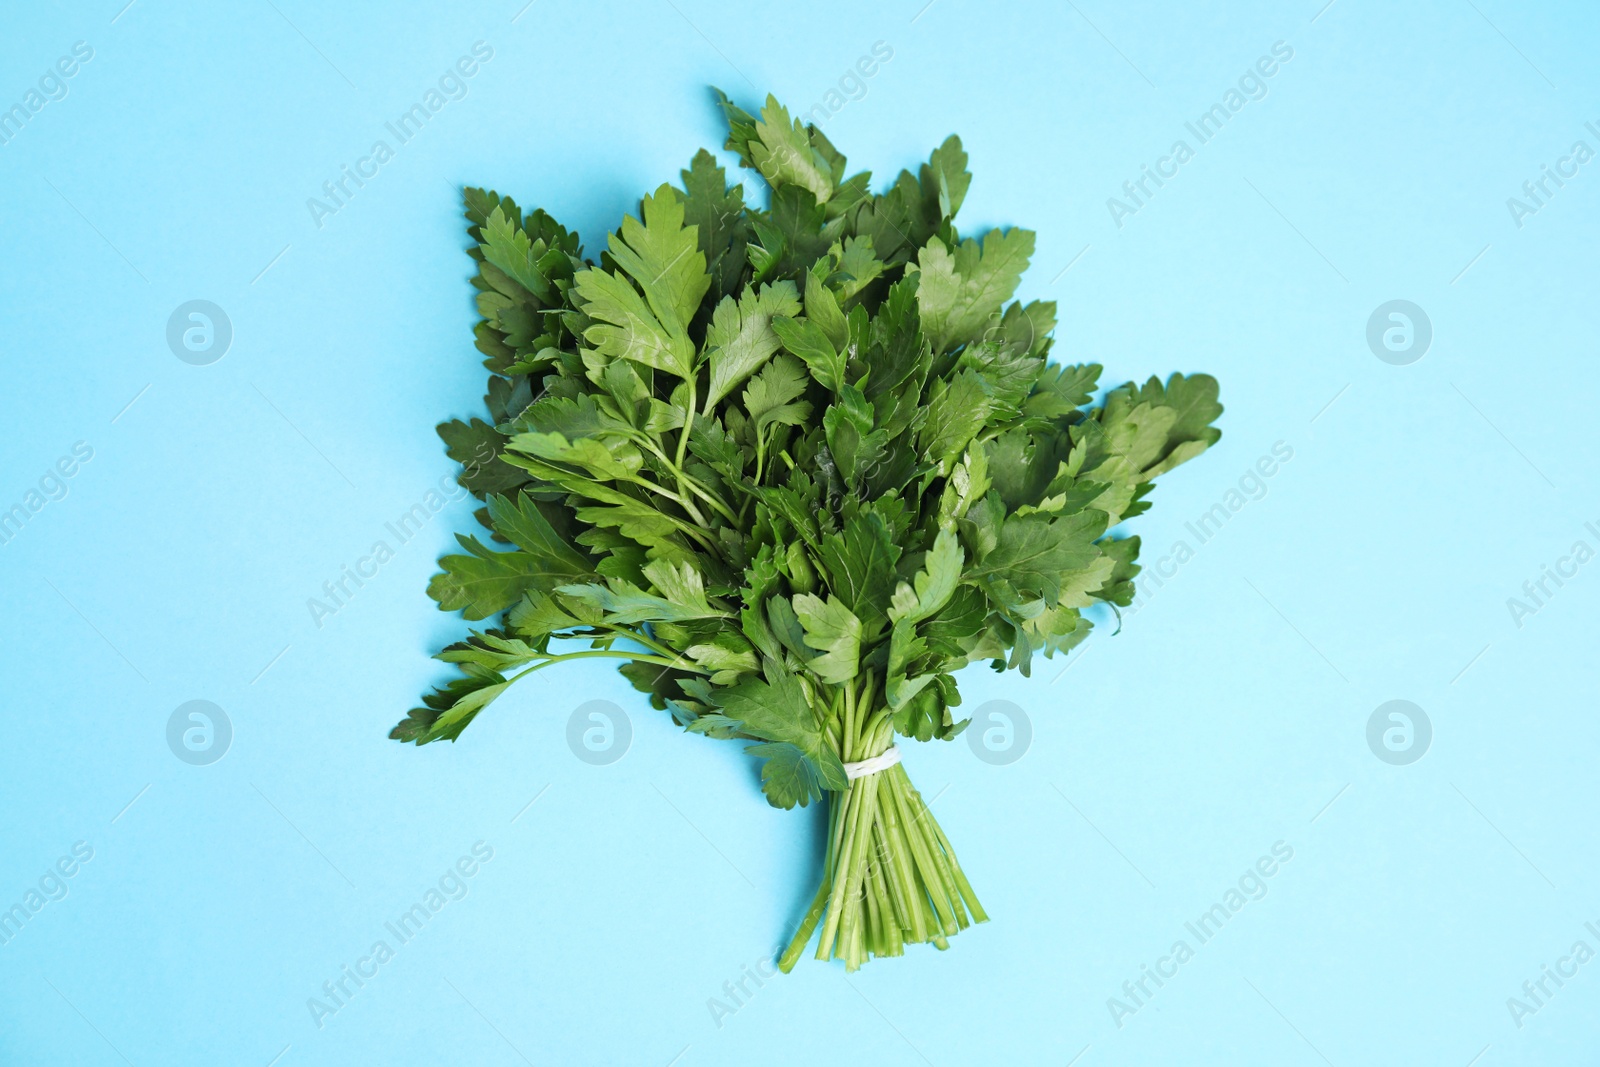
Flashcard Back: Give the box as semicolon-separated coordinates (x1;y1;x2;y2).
606;183;711;331
704;281;802;408
772;315;846;392
916;228;1036;354
710;665;848;808
792;593;863;683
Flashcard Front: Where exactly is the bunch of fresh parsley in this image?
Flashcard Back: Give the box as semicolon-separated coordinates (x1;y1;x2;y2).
392;91;1222;970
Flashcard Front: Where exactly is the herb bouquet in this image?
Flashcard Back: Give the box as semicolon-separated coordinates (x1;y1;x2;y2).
392;91;1222;971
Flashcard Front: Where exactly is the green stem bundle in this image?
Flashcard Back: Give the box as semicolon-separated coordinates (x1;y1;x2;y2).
778;687;986;972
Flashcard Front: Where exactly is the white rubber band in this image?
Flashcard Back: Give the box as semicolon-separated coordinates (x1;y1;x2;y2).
842;746;902;780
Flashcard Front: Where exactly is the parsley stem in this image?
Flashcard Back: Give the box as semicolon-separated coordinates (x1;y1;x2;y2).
753;430;766;486
817;772;874;958
506;649;708;682
778;879;831;973
675;377;697;472
599;625;690;666
675;469;737;524
632;433;739;525
842;680;858;761
878;773;927;944
626;473;707;526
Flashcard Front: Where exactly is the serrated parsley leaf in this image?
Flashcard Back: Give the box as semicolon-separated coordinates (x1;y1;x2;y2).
889;528;963;624
966;510;1106;608
391;665;512;744
744;354;812;433
710;666;848;808
573;267;696;379
1026;363;1102;419
818;509;901;632
750;95;835;203
429;534;576;620
823;385;888;487
745;742;834;809
916;229;1036;354
918;368;993;475
485;494;592;574
557;574;726;625
507;430;644;482
792;593;863;683
704;281;802;408
480;206;555;302
680;149;750;303
607;184;711;331
437;417;527;497
772;315;845;392
922;134;971;221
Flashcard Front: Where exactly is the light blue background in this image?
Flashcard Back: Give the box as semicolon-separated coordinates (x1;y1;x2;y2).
2;1;1597;1064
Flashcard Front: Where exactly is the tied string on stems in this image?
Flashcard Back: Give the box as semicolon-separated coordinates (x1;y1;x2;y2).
841;746;902;779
